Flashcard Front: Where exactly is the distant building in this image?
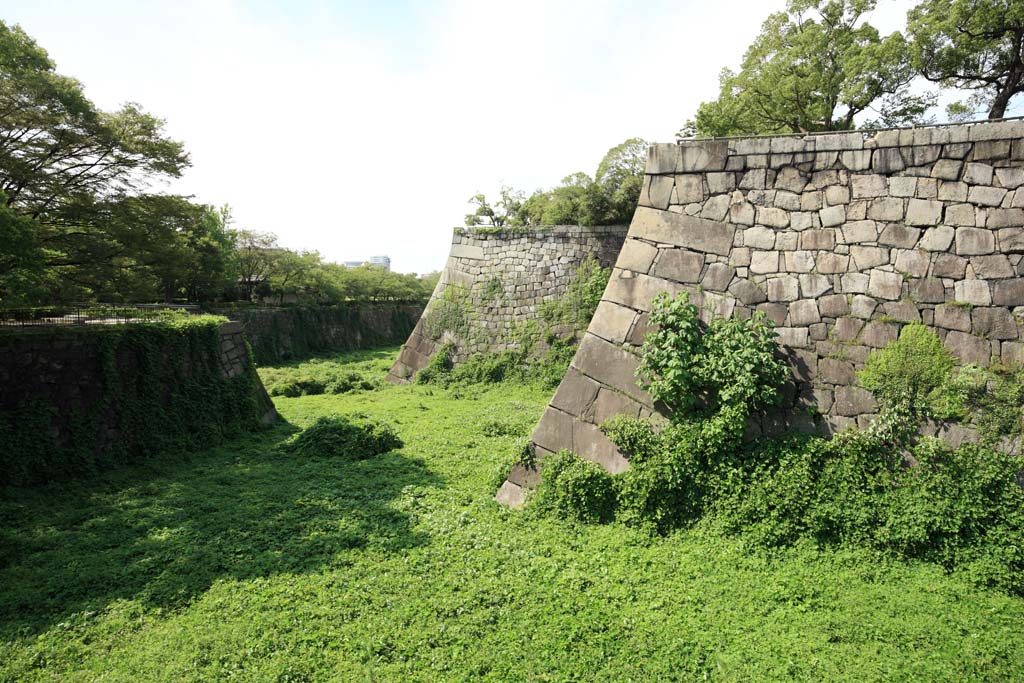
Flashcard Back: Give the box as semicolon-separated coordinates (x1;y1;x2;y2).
369;255;391;271
342;260;365;268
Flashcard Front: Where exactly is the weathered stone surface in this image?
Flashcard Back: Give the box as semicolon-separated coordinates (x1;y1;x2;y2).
997;227;1024;252
819;294;850;317
955;227;996;255
972;307;1019;339
786;250;816;272
701;194;732;221
933;253;969;278
642;175;674;209
850;294;878;319
494;480;526;508
945;203;977;226
728;278;767;305
851;174;888;198
934;304;972;331
451;244;485;259
944;331;992;366
799;273;831;298
968;185;1008;207
931;158;963;180
800;229;836;250
909;278;945;303
605;271;686;310
767;275;799;302
706;172;736;194
918;225;955;251
744;225;777;249
873;147;906;173
851;246;889;269
963;162;994;185
986;208;1024;229
906;199;943;226
867;270;904;300
833;316;864;342
588;302;637;345
674;174;704;203
616;239;659;274
751;251;781;274
995;167;1024;189
883;299;922;323
632;207;736;255
878;224;921;248
861;320;900;348
757;206;790;228
819;358;856;385
834;386;877;416
868;197;905;221
816;252;850;273
573;334;649;405
702;263;735;290
993;279;1024;305
893;249;931;277
971;254;1015;278
550;367;601;417
842;220;879;244
787;299;821;326
653;249;705;282
954;279;992;306
820;204;847;227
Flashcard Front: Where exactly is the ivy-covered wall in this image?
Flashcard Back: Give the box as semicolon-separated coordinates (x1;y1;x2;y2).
212;302;423;365
387;226;628;383
0;319;276;487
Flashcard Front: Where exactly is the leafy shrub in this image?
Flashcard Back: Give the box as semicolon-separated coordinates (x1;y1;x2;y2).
415;342;455;385
423;285;470;340
858;324;955;418
264;369;374;397
537;254;610;331
533;450;616;524
637;291;787;420
281;414;403;459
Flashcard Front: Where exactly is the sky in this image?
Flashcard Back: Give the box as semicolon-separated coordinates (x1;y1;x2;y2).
2;0;982;274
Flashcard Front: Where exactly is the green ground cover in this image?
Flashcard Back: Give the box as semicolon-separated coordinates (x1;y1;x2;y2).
1;345;1022;682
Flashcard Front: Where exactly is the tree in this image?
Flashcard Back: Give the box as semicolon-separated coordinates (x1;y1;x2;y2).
233;230;278;302
684;0;934;137
465;186;524;227
593;137;646;224
907;0;1024;119
266;249;320;304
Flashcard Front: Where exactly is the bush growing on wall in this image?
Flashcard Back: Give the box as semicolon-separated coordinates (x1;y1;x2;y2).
281;413;402;460
0;315;271;487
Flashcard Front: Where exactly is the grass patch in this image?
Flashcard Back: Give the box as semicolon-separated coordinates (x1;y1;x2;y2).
1;345;1022;681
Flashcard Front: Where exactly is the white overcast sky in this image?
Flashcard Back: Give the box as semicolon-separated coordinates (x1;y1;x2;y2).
2;0;995;273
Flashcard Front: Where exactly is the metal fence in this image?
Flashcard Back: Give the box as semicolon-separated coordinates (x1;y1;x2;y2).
0;304;201;328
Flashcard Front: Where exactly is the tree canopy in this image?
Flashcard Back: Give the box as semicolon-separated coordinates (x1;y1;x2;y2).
907;0;1024;119
684;0;933;137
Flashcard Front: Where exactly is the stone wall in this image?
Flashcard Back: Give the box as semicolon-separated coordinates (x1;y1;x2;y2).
212;302;424;365
0;321;276;486
501;120;1024;505
387;226;628;383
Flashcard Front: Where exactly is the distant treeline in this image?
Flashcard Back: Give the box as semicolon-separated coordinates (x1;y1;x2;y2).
0;21;435;307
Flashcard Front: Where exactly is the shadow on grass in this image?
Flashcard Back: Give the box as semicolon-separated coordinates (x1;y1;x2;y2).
0;422;442;636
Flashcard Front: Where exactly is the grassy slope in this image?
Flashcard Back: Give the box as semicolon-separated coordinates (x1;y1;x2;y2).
0;346;1022;682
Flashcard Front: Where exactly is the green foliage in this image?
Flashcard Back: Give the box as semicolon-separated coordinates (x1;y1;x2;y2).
261;363;375;398
684;0;933;137
857;324;955;418
907;0;1024;118
637;291;788;420
280;414;402;460
415;341;455;385
1;348;1023;681
468;137;646;228
423;284;470;340
537;255;610;331
0;316;269;486
533;450;617;524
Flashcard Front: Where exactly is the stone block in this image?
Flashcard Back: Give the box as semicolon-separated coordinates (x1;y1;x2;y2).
631;207;736;256
993;279;1024;306
674;174;704;203
873;147;906;173
986;208;1024;229
772;136;813;154
756;302;789;326
641;175;674;209
963;162;995;185
451;244;485;259
820;204;848;227
893;249;931;278
550;368;602;416
799;273;831;298
750;251;780;274
834;386;878;416
707;172;737;194
955;227;996;255
968;119;1024;141
648;144;680;174
815;132;864;151
935;304;973;331
701;194;732;221
652;248;705;283
775;232;799;250
842;220;879;244
573;420;631;474
851;174;888;198
573;334;649;405
883;300;922;323
877;224;921;248
972;307;1019;339
933;253;969;278
938;180;969;201
819;358;856;385
833;316;864;341
728;278;768;305
739;168;768;190
945;203;977;227
743;225;777;249
997;228;1024;252
733;138;772;155
729;247;752;267
680;141;728;172
787;299;821;326
819;294;850;317
909;278;945;303
495;480;526;508
918;225;955;251
616;239;659;274
588;387;643;425
757;206;790;228
775;167;809;193
931;158;963;180
1003;341;1024;366
605;270;686;311
767;275;800;302
850;246;889;269
905;199;943;226
944;331;992;366
776;326;810;348
729;199;756;225
851;294;878;318
973;140;1012;160
867;270;904;300
971;254;1015;279
532;407;575;455
996;167;1024;189
800;229;836;250
817;252;851;273
841;150;872;171
786;250;816;272
862;320;900;348
954;279;992;305
702;263;735;291
968;185;1008;207
801;191;824;211
840;272;869;293
589;302;637;345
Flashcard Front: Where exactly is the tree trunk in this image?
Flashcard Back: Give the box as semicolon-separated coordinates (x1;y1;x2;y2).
989;88;1013;119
